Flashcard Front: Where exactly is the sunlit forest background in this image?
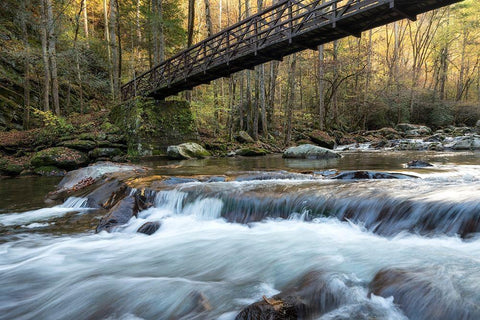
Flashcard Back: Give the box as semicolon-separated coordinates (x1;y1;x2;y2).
1;0;479;139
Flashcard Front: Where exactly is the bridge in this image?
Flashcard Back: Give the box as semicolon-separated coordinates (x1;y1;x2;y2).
121;0;462;101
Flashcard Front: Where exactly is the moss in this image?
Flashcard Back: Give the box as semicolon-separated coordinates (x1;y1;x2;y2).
34;166;66;176
31;147;88;169
236;148;268;157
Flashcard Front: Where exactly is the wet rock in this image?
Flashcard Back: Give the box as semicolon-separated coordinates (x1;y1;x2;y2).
236;148;268;157
235;131;255;143
395;123;432;136
34;166;66;177
137;221;161;235
167;142;211;160
59;140;97;151
444;135;480;150
406;160;433;168
476;120;480;133
31;147;88;170
96;195;145;232
370;268;480;320
428;142;444;151
162;177;199;185
283;144;341;160
332;171;418;180
89;147;123;159
423;134;446;143
394;140;426;151
308;131;335;149
57;162;146;190
236;271;344;320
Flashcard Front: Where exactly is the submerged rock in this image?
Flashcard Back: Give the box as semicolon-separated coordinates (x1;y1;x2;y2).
370;268;480;320
236;271;344;320
137;221;161;235
283;144;341;160
31;147;88;170
167;142;211;160
332;171;418;180
406;160;433;168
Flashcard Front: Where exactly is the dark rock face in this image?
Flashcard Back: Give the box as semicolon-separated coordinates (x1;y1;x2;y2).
236;271;343;320
137;221;161;235
308;130;336;149
370;268;480;320
332;171;418;180
96;196;142;233
89;148;123;159
407;160;433;168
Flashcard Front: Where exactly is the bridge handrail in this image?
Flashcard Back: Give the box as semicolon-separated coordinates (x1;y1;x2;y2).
121;0;387;99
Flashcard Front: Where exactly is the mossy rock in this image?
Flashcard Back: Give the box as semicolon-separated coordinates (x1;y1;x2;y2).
308;130;336;149
167;142;211;160
77;133;97;141
34;166;66;177
31;147;88;170
236;148;268;157
59;139;97;151
89;147;124;159
0;159;24;176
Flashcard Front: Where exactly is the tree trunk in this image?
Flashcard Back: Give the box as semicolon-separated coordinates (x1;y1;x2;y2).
109;0;120;100
332;40;339;126
75;0;85;113
21;0;30;128
318;44;325;130
187;0;195;47
46;0;60;116
40;0;50;112
152;0;166;65
284;53;296;145
83;0;89;45
104;0;114;99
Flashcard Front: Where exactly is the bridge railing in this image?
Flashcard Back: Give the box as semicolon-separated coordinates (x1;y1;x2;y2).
121;0;389;100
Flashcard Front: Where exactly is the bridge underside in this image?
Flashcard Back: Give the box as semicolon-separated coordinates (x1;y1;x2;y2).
122;0;463;101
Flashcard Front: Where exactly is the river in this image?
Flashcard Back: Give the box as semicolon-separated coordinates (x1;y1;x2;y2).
1;151;480;319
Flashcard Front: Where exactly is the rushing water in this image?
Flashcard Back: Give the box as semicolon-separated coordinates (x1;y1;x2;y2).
1;151;480;319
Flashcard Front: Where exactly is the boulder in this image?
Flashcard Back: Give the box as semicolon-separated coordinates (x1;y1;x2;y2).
332;171;418;180
444;135;480;150
235;131;255;143
89;148;123;159
395;123;432;136
137;221;161;235
167;142;211;160
59;139;97;151
236;271;344;320
283;144;341;160
96;195;148;232
236;148;268;157
407;160;433;168
370;268;480;320
476;120;480;133
30;147;88;170
307;131;335;149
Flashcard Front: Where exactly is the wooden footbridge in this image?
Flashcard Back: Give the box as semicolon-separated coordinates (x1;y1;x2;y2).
121;0;462;101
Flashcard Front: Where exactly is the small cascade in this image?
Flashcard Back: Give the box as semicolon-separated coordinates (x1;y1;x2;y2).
0;197;91;227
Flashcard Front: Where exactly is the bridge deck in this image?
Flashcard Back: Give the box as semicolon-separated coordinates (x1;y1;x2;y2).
121;0;462;101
